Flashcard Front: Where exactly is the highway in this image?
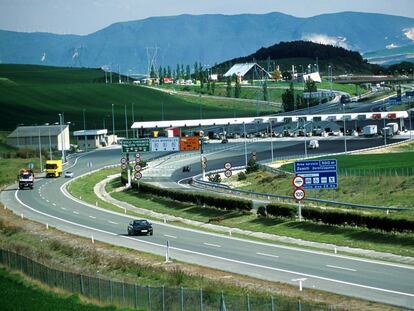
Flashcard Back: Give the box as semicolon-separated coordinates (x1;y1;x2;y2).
2;138;414;308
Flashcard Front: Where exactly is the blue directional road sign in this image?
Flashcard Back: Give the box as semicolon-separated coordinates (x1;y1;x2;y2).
294;159;337;189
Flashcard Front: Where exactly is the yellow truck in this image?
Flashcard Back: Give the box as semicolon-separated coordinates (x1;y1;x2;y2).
45;160;63;178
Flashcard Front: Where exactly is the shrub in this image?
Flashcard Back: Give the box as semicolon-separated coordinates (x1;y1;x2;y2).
237;172;247;181
256;206;267;217
266;203;297;218
246;158;259;174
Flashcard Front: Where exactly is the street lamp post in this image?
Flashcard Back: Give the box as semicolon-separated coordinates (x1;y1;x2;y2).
343;104;347;153
83;109;88;152
328;65;333;93
269;121;274;162
38;128;43;172
112;104;115;137
58;113;65;162
124;104;129;139
243;122;248;167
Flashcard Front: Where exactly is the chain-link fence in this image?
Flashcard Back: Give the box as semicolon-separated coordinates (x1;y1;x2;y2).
0;248;333;311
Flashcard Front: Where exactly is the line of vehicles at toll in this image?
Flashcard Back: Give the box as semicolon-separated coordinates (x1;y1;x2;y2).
203;121;402;143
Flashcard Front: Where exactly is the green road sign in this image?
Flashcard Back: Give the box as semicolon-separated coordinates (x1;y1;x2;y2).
121;138;150;153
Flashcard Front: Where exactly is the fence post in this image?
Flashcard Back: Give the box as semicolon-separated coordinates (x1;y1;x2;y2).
147;285;151;310
98;277;101;302
80;274;84;295
122;281;125;306
162;285;165;311
134;284;138;309
180;287;184;311
246;294;251;311
110;280;113;304
271;296;275;311
199;288;204;311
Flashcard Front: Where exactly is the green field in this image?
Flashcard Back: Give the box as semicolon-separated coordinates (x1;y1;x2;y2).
0;64;278;133
0;267;130;311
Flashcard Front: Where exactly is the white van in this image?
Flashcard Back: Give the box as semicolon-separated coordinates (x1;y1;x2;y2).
308;140;319;149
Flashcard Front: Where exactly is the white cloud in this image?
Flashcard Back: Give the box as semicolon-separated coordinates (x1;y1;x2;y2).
302;33;349;49
386;43;399;49
403;27;414;41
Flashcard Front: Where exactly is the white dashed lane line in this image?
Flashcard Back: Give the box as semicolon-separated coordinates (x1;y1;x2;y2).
256;252;279;259
89;216;96;219
326;265;357;272
61;207;66;210
203;242;221;248
164;234;177;239
108;221;118;225
73;211;79;215
52;203;56;206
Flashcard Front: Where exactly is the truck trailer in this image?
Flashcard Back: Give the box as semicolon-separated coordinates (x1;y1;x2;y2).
363;125;377;137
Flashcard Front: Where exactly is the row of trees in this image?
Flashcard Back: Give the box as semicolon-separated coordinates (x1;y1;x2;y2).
150;62;214;84
282;79;318;112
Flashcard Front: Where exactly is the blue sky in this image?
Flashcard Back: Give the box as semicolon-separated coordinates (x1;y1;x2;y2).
1;0;414;35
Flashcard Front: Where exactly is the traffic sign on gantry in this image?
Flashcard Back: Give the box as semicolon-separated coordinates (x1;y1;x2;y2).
121;139;150;153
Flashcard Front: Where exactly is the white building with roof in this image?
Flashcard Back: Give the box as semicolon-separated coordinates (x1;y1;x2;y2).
73;129;115;149
223;63;271;80
7;125;70;150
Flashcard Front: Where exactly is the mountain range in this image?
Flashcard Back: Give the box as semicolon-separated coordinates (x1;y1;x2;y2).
0;12;414;73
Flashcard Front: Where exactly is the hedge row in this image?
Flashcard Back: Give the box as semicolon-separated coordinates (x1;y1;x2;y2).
265;203;297;218
122;177;252;211
301;208;414;233
262;203;414;233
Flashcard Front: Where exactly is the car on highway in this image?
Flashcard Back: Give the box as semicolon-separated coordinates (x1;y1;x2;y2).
127;219;153;236
182;165;191;172
221;138;228;144
64;171;74;178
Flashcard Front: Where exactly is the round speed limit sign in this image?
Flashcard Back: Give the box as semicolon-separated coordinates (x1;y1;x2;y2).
121;163;127;170
134;172;142;180
224;162;232;170
224;170;232;178
134;164;142;172
293;188;306;201
292;176;305;188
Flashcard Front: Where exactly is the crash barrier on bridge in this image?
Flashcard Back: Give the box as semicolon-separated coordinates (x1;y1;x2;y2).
261;203;414;233
121;177;252;211
0;248;333;311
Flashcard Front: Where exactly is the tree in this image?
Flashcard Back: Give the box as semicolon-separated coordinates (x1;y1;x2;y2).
226;77;232;97
158;66;164;84
206;80;211;93
194;62;199;79
185;65;191;80
246;158;259;174
208;173;221;183
166;66;172;78
282;83;295;112
176;64;181;80
282;71;292;80
305;78;317;93
211;81;216;95
234;79;241;98
149;65;156;78
271;70;282;80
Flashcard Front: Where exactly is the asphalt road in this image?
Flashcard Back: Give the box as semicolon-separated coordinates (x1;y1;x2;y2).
1;141;414;308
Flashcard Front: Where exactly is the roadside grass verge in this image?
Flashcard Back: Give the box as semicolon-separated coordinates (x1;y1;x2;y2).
70;168;414;257
0;267;130;311
0;157;42;189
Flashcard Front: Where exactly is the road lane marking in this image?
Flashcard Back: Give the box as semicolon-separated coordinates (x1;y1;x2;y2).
326;265;357;272
73;211;79;214
203;242;221;248
52;203;56;206
256;252;279;259
108;221;118;225
46;200;49;203
164;234;177;239
89;216;96;219
14;190;414;299
61;207;66;210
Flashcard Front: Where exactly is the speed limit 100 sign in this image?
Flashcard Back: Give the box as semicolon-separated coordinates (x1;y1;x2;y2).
292;176;305;188
293;188;306;201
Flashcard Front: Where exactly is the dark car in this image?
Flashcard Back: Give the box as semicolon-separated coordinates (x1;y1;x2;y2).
182;165;192;172
221;138;228;144
127;219;153;236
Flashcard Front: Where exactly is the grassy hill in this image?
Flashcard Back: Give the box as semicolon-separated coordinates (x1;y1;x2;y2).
0;64;274;133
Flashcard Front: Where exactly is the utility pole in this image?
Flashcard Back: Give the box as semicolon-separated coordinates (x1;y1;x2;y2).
48;127;52;160
343;104;347;153
112;104;115;137
124;104;129;139
83;109;88;152
243;122;248;167
38;129;43;172
58;113;65;162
